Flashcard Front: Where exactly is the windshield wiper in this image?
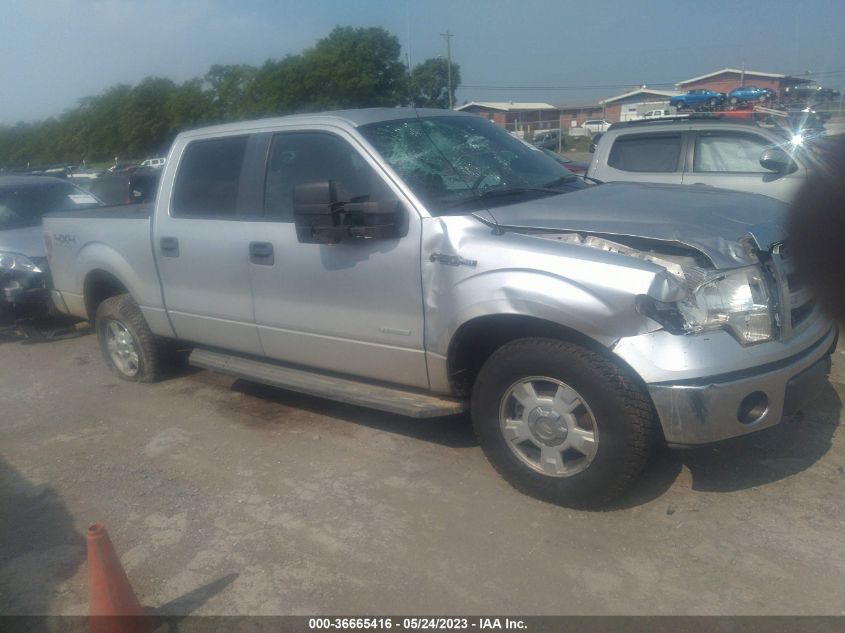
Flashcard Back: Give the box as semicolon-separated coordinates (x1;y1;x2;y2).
442;186;564;211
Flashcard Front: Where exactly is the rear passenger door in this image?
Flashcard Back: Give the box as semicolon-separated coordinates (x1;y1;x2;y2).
596;131;686;185
682;130;807;202
153;134;264;355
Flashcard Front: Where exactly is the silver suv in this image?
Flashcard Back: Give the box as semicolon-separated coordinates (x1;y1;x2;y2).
587;117;819;203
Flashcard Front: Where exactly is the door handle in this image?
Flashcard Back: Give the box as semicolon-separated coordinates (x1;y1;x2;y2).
160;236;179;257
249;241;274;265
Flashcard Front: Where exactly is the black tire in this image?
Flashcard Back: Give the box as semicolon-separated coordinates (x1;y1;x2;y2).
471;338;655;508
95;294;165;382
729;96;739;105
675;101;685;110
708;98;718;107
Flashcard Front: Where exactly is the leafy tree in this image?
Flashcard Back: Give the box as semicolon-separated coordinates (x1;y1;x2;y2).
205;64;257;121
410;57;461;109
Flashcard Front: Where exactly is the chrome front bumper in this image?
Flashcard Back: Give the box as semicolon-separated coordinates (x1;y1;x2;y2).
615;324;837;446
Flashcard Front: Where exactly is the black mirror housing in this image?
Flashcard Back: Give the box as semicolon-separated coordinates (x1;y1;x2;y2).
293;180;400;244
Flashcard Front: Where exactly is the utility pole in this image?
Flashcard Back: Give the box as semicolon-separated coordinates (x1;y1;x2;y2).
440;30;455;109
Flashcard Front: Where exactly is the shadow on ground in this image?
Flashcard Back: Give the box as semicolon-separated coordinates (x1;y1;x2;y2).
227;378;478;449
0;457;86;617
612;381;842;508
198;372;841;508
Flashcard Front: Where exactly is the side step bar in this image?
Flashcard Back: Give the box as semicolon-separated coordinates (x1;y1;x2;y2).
189;348;468;419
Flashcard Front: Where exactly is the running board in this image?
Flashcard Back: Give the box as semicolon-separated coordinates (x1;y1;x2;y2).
189;348;467;418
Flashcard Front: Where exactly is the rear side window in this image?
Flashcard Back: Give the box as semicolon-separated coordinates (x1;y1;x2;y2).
608;134;681;172
172;136;248;217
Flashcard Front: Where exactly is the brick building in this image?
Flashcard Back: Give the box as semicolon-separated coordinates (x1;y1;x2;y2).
455;102;560;134
559;88;682;128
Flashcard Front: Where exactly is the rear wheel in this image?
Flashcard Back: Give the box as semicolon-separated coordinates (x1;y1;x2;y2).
95;294;166;382
471;338;656;508
708;97;718;107
729;96;739;105
675;101;686;110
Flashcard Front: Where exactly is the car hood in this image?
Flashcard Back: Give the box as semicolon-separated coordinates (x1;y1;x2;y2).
0;224;46;259
474;182;788;268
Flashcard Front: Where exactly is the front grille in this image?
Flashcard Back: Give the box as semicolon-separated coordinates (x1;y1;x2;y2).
769;242;814;338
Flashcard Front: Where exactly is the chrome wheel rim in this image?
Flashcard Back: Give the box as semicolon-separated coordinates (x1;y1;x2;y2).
105;320;140;377
498;376;598;477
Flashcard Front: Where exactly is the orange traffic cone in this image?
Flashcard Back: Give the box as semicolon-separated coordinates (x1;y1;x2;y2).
87;522;151;633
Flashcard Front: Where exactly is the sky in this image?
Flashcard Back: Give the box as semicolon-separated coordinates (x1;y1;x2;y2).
1;0;844;124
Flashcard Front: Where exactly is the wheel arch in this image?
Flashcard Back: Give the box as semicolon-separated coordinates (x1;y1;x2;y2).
83;269;130;321
446;314;613;397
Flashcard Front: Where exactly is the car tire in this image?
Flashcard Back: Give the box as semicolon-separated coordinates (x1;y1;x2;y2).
95;294;166;383
707;98;718;107
729;96;739;105
470;337;656;508
675;101;685;110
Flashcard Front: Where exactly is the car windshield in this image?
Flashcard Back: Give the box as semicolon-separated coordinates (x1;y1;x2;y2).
0;181;102;229
359;115;585;215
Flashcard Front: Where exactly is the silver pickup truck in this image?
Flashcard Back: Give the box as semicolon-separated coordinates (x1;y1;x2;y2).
44;108;836;507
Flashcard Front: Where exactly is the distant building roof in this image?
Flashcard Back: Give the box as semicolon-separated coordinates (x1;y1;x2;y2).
675;68;811;86
599;88;682;104
455;101;558;112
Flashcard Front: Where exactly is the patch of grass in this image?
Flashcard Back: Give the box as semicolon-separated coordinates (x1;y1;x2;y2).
560;135;592;153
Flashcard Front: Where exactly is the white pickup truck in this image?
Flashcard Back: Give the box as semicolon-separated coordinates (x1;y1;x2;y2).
43;108;836;507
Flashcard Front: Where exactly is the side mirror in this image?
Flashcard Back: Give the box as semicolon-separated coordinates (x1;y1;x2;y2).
759;148;794;173
293;180;400;244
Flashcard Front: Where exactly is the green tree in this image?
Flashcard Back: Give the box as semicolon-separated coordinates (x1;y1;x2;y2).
410;57;461;109
205;64;257;121
166;79;216;134
301;26;408;109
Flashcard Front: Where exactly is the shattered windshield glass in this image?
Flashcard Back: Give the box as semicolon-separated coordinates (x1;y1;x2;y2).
359;115;586;215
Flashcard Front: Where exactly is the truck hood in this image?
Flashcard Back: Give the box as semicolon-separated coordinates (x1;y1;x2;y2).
0;224;45;259
476;182;788;268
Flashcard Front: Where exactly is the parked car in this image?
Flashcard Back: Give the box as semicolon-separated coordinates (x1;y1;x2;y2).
538;148;590;174
86;168;162;206
0;176;102;316
782;83;841;104
139;157;166;169
531;129;561;150
586;117;822;203
669;89;726;110
728;85;775;105
582;119;611;133
643;109;671;119
45;108;834;508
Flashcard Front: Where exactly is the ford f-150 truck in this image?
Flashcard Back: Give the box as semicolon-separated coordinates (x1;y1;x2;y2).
44;108;835;507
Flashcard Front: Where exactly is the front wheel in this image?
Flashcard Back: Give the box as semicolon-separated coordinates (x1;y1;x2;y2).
471;338;656;508
729;96;739;105
95;294;166;382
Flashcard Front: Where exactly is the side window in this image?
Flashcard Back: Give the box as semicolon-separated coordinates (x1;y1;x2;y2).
172;136;248;217
608;134;682;172
263;132;393;221
693;132;772;173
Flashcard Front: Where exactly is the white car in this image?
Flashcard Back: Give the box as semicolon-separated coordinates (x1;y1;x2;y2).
139;157;166;169
643;109;671;119
582;119;611;133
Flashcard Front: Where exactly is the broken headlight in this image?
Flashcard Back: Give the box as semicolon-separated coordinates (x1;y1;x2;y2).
0;253;42;273
639;265;773;345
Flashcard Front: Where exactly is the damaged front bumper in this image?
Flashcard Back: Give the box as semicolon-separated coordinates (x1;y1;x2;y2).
1;269;50;314
613;320;837;445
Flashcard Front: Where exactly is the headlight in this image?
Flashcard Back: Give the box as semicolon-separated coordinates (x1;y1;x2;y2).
0;253;42;273
638;265;773;345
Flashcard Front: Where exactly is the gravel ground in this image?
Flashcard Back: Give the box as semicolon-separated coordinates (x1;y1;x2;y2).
0;321;843;616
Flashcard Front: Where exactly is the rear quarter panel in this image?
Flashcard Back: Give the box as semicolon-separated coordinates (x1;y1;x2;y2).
44;213;169;333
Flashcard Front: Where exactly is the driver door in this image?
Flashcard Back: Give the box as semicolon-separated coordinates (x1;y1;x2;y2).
247;129;429;389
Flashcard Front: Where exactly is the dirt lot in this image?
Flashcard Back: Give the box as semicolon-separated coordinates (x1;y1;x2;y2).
1;322;844;616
